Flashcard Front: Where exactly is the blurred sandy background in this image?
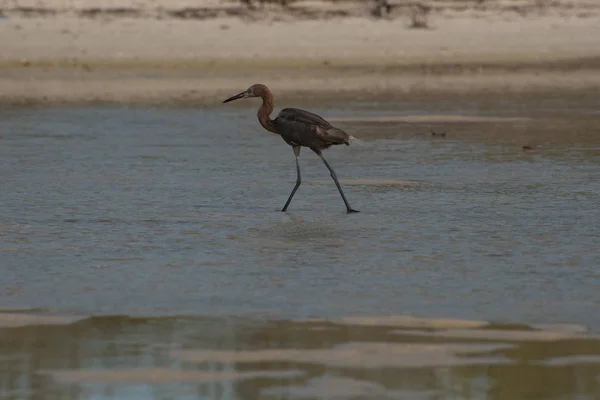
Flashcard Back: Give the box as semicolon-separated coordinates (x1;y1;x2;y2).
1;0;599;104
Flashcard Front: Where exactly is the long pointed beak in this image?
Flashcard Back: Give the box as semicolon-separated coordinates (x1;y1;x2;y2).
222;91;246;103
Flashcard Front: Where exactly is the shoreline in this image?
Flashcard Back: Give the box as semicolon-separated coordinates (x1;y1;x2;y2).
2;1;600;105
3;61;600;106
3;71;600;107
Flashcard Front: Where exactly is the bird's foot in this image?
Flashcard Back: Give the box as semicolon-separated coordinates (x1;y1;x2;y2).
347;208;360;214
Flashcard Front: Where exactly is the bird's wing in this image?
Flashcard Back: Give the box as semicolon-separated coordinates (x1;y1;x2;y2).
277;108;333;130
276;108;350;145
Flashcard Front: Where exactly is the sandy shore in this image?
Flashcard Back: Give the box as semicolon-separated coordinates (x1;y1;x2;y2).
1;0;600;104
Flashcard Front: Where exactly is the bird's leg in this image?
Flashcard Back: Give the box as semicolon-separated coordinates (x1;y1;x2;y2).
318;154;359;214
281;146;302;212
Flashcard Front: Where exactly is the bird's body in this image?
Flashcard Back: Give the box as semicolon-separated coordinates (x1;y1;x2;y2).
223;84;359;213
274;108;351;153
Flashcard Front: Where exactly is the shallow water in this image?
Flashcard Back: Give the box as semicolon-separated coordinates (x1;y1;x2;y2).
2;315;600;399
1;91;599;398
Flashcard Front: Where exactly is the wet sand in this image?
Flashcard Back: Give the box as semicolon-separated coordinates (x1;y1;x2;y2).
0;312;84;328
40;367;303;384
1;0;600;104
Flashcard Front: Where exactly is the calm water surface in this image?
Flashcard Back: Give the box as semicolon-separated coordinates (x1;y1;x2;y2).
0;92;599;399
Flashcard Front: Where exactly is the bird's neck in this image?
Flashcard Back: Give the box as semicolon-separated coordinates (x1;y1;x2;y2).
257;92;278;134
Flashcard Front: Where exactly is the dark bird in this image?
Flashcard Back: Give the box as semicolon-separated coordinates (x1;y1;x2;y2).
223;84;359;213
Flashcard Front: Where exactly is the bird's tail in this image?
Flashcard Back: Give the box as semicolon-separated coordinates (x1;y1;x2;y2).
348;135;365;147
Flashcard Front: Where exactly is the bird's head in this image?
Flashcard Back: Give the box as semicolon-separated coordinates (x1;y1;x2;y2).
222;84;269;103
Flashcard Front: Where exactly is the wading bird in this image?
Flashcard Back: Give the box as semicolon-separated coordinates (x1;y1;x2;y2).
223;84;359;213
